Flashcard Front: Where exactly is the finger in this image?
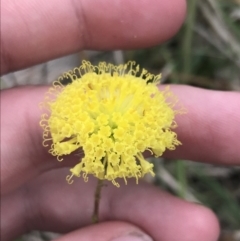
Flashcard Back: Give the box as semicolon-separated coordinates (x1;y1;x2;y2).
54;222;153;241
1;0;186;74
1;85;239;194
1;169;220;241
165;85;240;165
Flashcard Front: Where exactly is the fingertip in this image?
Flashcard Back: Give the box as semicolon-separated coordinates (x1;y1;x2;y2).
164;85;240;165
82;0;187;49
182;204;220;241
54;221;153;241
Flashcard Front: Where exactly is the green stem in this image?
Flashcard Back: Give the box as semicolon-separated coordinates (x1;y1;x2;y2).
92;179;104;224
182;0;198;75
177;160;187;199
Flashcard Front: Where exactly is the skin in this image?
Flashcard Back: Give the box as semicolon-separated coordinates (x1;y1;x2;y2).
1;0;239;240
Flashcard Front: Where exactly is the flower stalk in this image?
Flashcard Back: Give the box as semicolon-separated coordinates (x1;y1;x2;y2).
92;179;104;223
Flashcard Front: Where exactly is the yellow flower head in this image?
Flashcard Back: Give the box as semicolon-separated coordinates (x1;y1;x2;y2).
40;61;182;187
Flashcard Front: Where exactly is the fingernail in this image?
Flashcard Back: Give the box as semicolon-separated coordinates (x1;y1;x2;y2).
111;231;153;241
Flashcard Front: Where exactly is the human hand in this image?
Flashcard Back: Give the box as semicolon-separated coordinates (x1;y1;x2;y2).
1;0;239;241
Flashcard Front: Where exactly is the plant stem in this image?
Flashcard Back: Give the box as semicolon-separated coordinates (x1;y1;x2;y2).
92;179;104;224
177;160;187;199
182;0;198;76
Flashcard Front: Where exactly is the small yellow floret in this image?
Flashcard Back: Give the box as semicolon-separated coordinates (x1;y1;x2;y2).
40;61;183;187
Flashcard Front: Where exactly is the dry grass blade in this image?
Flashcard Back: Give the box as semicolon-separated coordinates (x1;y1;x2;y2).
153;159;200;203
198;0;240;65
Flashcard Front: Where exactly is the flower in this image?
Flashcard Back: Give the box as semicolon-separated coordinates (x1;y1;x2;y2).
40;61;182;187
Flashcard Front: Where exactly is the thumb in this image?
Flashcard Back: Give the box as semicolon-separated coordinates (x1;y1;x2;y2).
54;221;153;241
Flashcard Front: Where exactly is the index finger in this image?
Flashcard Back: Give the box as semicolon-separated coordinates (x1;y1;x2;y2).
1;0;186;74
1;85;240;195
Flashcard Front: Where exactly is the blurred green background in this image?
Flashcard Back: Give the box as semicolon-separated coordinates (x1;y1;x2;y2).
2;0;239;240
